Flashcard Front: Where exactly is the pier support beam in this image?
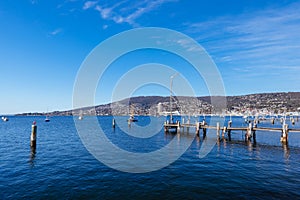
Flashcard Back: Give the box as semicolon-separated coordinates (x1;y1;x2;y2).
112;118;115;129
281;124;289;144
291;118;295;125
222;126;226;139
245;122;252;142
195;122;199;135
252;122;257;143
271;117;275;125
216;122;220;140
177;121;180;133
227;121;232;141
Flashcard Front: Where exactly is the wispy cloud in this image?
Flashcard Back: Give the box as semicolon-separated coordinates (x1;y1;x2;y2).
83;0;177;26
83;1;98;10
184;2;300;75
49;28;63;36
30;0;38;5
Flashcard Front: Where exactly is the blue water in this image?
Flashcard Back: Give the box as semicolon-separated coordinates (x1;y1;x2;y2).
1;116;300;199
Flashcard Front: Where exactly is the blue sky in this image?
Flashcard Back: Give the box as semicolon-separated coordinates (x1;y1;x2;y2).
0;0;300;114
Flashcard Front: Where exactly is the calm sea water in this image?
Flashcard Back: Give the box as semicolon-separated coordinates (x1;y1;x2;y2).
1;116;300;199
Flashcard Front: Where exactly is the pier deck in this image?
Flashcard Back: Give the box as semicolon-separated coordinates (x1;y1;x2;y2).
164;121;300;144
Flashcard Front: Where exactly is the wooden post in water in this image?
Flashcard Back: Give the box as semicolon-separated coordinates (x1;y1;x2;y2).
177;121;180;133
164;121;167;133
112;118;115;129
291;118;295;125
128;120;131;128
30;121;37;148
203;127;207;139
196;122;200;135
271;117;275;125
222;126;226;139
245;122;252;141
216;122;220;140
281;124;289;144
252;121;257;143
227;120;232;141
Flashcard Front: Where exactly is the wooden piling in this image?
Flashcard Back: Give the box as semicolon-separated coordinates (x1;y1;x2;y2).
30;121;37;147
222;126;226;139
271;117;275;124
281;124;288;144
177;121;180;133
196;122;200;135
128;120;131;128
227;121;232;141
203;127;207;139
245;122;252;141
216;122;220;140
252;122;257;143
291;118;295;125
112;118;115;128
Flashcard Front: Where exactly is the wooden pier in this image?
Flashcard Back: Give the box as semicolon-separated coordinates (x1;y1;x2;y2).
164;120;300;144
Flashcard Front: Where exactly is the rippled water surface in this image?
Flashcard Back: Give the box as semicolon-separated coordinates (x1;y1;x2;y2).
1;116;300;199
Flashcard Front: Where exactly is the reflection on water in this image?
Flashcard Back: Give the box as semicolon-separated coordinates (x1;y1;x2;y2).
282;143;290;161
29;145;36;168
1;116;300;199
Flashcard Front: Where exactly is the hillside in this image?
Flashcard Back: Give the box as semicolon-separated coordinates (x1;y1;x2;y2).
17;92;300;116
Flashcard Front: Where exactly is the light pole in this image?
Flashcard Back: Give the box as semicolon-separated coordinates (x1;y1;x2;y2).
170;72;179;123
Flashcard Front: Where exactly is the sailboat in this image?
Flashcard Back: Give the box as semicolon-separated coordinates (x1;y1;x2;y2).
78;110;83;120
45;108;50;122
45;116;50;122
1;116;9;122
127;104;138;122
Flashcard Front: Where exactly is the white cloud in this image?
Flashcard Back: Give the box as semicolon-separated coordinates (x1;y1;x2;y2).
84;0;177;26
50;28;63;36
95;5;112;19
184;2;300;71
83;1;98;10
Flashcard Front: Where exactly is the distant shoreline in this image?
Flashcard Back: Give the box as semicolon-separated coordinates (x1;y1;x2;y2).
14;92;300;116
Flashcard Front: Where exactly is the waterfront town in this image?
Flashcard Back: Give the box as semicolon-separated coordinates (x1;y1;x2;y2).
20;92;300;117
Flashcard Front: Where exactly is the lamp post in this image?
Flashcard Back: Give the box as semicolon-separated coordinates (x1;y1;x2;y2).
170;72;179;123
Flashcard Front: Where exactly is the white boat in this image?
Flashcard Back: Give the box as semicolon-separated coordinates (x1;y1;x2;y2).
127;104;138;122
1;116;9;122
78;110;83;120
127;114;138;122
45;116;50;122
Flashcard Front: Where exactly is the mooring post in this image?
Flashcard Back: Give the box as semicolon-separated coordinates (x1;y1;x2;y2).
291;117;295;125
252;122;257;143
281;124;289;144
196;122;200;135
216;122;220;140
245;122;252;141
30;121;37;148
128;120;131;128
227;120;232;141
112;118;115;129
177;121;180;133
271;117;275;125
203;127;207;139
222;126;226;139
